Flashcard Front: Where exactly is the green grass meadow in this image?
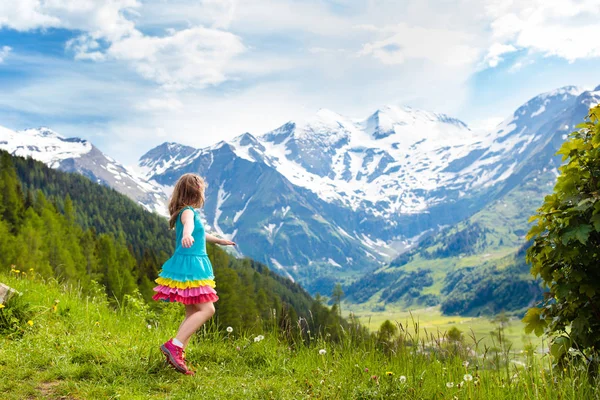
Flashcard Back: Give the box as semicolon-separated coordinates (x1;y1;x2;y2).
1;272;599;400
347;305;543;352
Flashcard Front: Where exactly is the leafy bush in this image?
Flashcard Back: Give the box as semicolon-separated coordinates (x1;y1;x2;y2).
525;105;600;370
0;291;32;338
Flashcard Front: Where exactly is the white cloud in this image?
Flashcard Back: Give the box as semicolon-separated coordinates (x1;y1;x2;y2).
487;0;600;62
0;0;246;89
0;0;60;31
136;97;183;111
0;46;11;63
1;0;599;167
483;43;517;67
106;27;245;89
357;23;481;67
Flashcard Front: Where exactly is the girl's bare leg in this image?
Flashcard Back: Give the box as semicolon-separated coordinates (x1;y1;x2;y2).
175;302;215;348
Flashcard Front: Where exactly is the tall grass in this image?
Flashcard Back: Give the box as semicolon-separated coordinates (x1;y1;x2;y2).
1;271;598;399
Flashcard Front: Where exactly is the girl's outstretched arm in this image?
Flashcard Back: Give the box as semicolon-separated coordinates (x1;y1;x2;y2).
181;209;195;248
206;233;236;246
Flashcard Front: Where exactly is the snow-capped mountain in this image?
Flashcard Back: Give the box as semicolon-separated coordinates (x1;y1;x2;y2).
139;85;597;287
0;126;168;216
3;84;597;292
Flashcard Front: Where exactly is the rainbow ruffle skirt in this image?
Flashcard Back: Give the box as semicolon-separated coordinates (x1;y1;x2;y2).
152;254;219;304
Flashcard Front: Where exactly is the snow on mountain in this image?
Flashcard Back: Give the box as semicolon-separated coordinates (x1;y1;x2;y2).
254;106;488;215
137;85;597;289
0;126;168;216
0;126;92;166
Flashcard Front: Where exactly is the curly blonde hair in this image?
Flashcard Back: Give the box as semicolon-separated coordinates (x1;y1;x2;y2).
168;173;206;229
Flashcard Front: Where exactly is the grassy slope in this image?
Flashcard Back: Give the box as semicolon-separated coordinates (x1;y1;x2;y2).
2;273;599;400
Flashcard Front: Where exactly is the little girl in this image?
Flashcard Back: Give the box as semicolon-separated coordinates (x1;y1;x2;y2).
152;173;235;375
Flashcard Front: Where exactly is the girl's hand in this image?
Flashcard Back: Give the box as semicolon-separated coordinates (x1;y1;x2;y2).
217;238;236;246
182;235;195;248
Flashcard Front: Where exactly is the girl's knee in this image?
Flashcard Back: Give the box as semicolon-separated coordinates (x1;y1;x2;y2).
206;302;216;316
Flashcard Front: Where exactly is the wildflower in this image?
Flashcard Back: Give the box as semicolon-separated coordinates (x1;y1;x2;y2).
462;360;469;368
226;326;233;333
446;382;454;388
319;349;326;355
236;346;241;351
364;367;369;372
474;378;480;387
27;320;33;326
29;268;34;272
147;324;152;329
464;374;473;382
386;371;393;376
95;321;100;327
14;269;20;273
0;304;5;309
457;381;464;389
371;375;378;381
254;335;264;342
399;376;407;384
320;380;325;385
52;305;57;312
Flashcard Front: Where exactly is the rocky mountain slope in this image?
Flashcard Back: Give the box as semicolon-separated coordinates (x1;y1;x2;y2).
139;85;597;289
0;126;168;216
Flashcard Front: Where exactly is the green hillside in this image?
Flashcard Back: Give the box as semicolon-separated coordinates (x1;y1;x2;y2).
0;151;343;333
344;167;553;316
2;272;598;399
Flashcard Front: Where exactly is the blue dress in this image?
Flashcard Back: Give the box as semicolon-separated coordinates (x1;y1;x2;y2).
152;206;218;304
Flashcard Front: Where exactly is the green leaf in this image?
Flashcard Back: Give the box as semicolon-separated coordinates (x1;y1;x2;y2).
522;308;547;337
562;224;592;245
526;224;545;241
591;214;600;231
574;224;592;244
550;336;570;359
580;284;596;298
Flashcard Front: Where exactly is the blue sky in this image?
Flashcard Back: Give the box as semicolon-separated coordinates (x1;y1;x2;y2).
0;0;599;165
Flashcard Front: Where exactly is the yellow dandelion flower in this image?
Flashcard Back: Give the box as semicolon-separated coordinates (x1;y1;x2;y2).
0;304;5;309
386;371;394;376
95;321;100;326
14;270;20;273
29;268;34;271
27;320;33;326
52;305;57;312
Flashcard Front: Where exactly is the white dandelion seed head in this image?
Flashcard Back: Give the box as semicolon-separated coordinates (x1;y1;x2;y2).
254;335;265;342
147;324;152;329
446;382;454;388
462;361;469;368
226;326;233;333
319;349;326;355
399;376;407;384
463;374;473;382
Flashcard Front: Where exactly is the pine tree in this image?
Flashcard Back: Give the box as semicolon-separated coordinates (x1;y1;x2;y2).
0;153;24;232
214;268;243;329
